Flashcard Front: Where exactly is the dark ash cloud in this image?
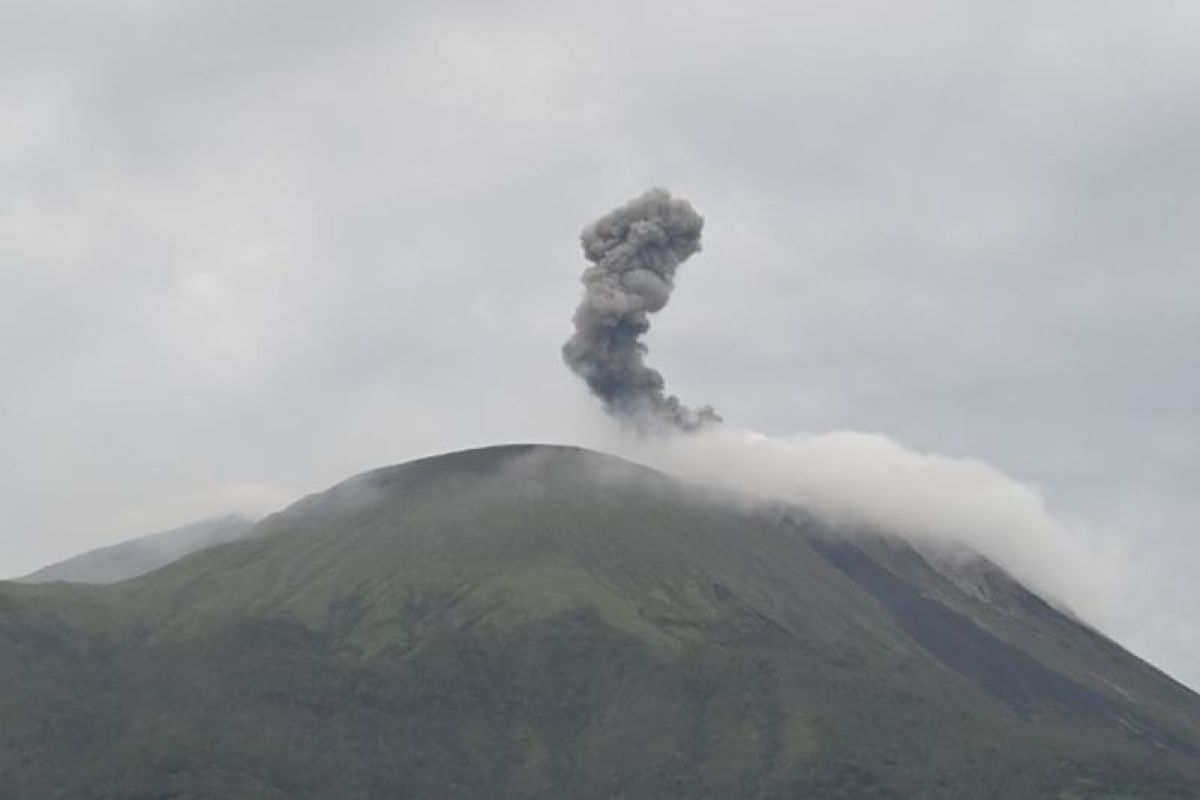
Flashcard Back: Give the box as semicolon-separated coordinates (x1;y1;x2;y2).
562;188;720;432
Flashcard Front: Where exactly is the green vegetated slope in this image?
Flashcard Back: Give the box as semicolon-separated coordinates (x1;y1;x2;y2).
1;444;1198;799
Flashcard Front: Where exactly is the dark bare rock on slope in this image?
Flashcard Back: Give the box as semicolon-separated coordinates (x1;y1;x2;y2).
1;445;1198;799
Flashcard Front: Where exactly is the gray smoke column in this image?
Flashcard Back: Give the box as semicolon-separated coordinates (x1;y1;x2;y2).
562;188;720;432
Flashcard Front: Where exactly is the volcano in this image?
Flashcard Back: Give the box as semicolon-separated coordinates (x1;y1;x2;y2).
2;445;1197;798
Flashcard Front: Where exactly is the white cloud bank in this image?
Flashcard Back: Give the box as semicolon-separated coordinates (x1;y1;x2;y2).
611;426;1129;632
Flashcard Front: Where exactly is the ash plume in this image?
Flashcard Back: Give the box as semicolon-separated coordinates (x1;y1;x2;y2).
562;188;720;432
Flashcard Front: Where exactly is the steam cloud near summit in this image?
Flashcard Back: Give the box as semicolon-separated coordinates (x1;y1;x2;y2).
608;427;1127;629
563;189;720;432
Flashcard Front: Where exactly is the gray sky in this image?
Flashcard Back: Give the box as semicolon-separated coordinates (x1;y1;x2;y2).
2;1;1197;687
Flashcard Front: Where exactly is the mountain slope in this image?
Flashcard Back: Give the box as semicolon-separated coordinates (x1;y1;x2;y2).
20;514;255;584
1;444;1197;799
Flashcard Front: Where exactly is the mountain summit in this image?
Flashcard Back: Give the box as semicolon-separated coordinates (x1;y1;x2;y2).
2;444;1198;798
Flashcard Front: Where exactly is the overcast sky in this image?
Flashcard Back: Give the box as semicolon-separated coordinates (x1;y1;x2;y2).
2;1;1197;687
